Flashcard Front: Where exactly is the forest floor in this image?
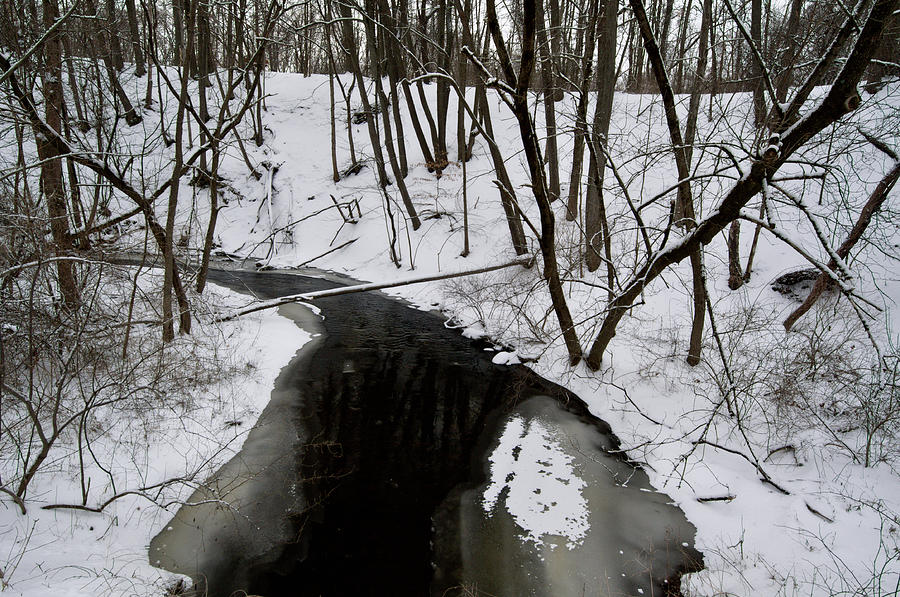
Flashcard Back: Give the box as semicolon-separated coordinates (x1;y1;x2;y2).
2;70;899;596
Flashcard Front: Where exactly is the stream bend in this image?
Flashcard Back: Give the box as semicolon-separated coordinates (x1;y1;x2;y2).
149;270;702;596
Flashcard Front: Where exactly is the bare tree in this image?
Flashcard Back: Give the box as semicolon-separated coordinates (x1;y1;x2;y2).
585;0;899;370
480;0;584;364
584;0;616;276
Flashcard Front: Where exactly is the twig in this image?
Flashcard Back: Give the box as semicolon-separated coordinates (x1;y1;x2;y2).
806;502;835;523
693;439;791;495
0;486;27;515
296;238;358;267
697;494;737;503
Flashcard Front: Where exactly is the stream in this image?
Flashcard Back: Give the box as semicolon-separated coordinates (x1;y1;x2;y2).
149;269;702;596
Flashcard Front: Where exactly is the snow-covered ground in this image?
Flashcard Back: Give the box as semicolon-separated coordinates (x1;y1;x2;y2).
0;276;310;595
2;67;899;595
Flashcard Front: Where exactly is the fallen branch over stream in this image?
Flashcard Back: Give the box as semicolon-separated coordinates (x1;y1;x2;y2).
218;256;535;321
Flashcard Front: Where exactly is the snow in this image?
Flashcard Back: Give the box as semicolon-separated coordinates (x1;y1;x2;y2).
0;276;310;596
491;350;522;365
2;64;900;595
482;414;590;550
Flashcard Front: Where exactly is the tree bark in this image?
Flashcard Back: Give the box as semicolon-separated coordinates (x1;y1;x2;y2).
434;0;451;172
727;221;744;289
536;0;560;202
475;86;529;255
105;0;125;71
163;2;193;342
84;0;142;126
584;0;616;272
751;0;767;127
402;80;437;168
774;0;803;102
566;0;600;221
38;0;79;308
673;0;693;91
124;0;145;76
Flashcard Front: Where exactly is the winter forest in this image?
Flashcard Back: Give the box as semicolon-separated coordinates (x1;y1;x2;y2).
1;0;900;594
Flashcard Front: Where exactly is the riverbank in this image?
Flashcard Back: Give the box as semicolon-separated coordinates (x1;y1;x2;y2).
0;270;310;596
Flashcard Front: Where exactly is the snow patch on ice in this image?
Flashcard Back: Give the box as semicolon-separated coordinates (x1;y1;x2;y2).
483;415;589;550
491;350;521;365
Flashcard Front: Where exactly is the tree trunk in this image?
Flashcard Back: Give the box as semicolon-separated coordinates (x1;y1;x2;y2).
345;0;421;228
727;221;744;288
163;0;194;341
658;0;675;62
566;0;600;221
673;0;693;91
485;0;583;364
751;0;766;127
172;0;183;65
84;0;142;126
683;0;710;166
416;80;443;170
196;140;221;293
585;0;616;272
329;71;340;182
105;0;125;71
124;0;145;76
402;79;437;168
61;37;87;130
456;0;471;162
774;0;803;103
38;0;79;308
536;0;560;202
376;0;409;176
434;0;451;172
476;86;529;255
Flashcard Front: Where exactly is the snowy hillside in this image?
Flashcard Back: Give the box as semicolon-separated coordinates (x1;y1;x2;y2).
2;61;899;596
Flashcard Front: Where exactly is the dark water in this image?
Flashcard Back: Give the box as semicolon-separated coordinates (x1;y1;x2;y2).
150;269;702;596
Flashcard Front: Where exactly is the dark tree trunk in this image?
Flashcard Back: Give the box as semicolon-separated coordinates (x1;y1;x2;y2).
84;0;142;126
751;0;767;127
434;0;451;173
402;80;437;168
585;0;616;272
673;0;693;91
475;88;529;255
774;0;803;102
39;0;79;308
124;0;145;76
105;0;125;71
727;221;744;289
536;0;560;202
485;0;583;364
566;0;600;221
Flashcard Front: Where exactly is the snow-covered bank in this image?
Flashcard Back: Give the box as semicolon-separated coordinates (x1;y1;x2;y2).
0;277;309;596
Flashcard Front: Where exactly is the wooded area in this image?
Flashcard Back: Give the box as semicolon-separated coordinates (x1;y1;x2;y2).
2;0;897;356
